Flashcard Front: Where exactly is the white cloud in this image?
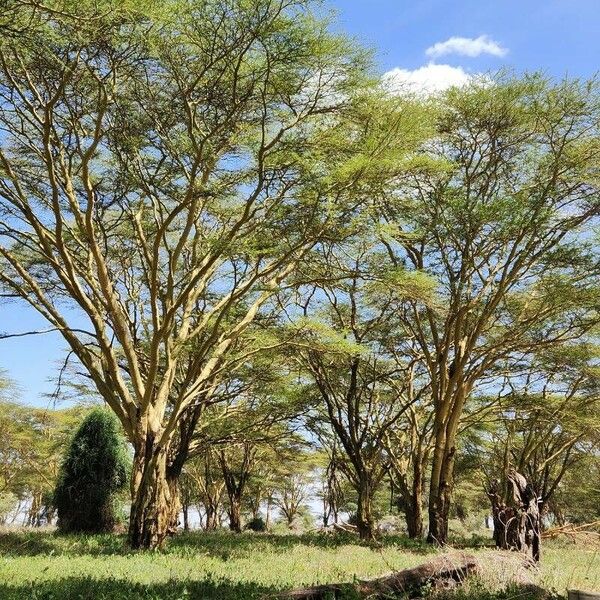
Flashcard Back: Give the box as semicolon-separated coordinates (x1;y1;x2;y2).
382;63;473;95
425;35;507;59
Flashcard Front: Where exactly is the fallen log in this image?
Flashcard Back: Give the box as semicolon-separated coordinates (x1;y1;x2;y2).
278;553;479;599
568;590;600;600
332;522;357;534
542;520;600;539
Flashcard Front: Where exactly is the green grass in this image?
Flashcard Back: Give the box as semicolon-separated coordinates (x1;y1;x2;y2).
0;529;597;599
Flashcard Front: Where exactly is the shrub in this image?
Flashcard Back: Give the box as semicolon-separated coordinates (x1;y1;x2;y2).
54;408;129;533
246;517;267;532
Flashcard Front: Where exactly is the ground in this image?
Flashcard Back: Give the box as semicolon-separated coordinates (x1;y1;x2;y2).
0;530;597;599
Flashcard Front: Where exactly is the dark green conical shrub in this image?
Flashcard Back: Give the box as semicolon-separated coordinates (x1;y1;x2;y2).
54;408;129;533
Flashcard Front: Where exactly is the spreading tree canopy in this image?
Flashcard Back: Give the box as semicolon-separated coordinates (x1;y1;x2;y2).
0;0;402;547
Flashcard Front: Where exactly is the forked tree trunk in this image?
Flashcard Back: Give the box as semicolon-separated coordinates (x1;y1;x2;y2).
205;505;220;530
219;446;254;533
427;381;471;545
128;445;174;549
393;460;425;539
27;491;42;527
203;495;222;530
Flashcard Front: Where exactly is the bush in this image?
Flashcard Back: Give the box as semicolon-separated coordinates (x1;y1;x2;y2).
54;408;129;533
246;517;267;532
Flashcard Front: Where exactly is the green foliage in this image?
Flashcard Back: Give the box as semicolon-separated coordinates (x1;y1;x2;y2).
0;491;17;524
1;0;599;558
245;516;267;532
54;409;130;534
0;399;87;525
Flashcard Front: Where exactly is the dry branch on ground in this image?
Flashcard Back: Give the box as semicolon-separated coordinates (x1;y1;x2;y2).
278;553;479;599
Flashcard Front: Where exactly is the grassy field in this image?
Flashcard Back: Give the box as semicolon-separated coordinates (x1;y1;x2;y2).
0;529;597;599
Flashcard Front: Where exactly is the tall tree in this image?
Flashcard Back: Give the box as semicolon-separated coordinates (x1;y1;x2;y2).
184;449;225;531
0;397;86;526
380;75;600;543
293;238;434;540
0;0;380;547
482;344;600;522
274;472;310;528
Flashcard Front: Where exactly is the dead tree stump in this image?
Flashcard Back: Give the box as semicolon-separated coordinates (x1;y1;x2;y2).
487;469;541;562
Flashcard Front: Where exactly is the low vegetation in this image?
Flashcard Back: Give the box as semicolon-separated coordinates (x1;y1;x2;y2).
0;530;597;600
54;409;129;533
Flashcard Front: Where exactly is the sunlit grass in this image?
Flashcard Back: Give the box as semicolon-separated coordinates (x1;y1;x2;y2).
0;529;597;599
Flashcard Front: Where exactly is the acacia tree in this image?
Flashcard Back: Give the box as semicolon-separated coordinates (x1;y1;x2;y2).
218;441;256;532
317;444;346;527
0;396;86;526
183;449;225;531
482;344;600;521
174;348;304;529
385;401;434;538
275;472;310;528
0;0;382;548
292;238;434;540
381;76;600;543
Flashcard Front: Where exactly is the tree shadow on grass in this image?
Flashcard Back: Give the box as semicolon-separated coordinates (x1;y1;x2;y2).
435;583;552;600
0;529;129;556
0;578;552;600
0;576;281;600
169;531;436;558
0;529;437;558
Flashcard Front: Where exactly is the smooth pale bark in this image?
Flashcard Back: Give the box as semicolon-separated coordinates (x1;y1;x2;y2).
427;439;455;544
427;383;469;545
128;447;173;549
427;449;458;544
0;0;382;551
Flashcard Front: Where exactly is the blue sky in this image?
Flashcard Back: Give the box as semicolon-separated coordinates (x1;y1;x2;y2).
1;0;599;406
330;0;599;87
